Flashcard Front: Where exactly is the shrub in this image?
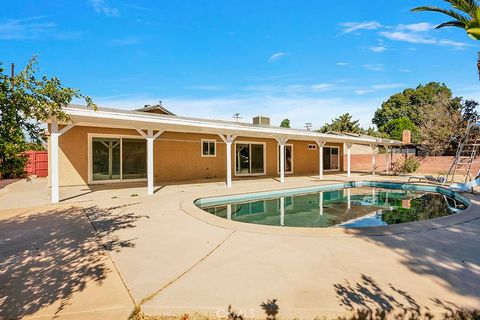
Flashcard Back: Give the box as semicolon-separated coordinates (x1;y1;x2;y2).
392;156;420;175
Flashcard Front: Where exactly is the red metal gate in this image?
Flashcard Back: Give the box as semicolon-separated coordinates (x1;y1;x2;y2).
25;151;48;177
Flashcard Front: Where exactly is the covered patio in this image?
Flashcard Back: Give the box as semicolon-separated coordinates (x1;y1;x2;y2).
48;105;401;203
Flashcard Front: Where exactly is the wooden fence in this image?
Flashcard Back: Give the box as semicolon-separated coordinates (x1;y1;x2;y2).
25;151;48;177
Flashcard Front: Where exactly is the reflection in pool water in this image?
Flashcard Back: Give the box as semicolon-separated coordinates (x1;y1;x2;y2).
198;187;467;228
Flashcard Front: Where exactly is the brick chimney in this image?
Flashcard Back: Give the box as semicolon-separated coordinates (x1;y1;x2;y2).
402;130;411;144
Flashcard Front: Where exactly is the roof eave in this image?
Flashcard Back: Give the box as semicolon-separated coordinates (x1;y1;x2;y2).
59;106;402;146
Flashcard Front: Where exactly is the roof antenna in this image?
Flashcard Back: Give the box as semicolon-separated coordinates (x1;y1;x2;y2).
305;122;312;131
233;113;242;121
158;100;162;106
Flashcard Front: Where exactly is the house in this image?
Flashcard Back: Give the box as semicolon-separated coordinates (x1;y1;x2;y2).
47;104;402;203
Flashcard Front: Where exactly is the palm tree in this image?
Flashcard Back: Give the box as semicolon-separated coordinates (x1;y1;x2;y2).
412;0;480;78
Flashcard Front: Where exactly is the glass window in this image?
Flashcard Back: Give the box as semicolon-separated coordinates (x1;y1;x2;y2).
92;138;120;181
122;139;147;179
202;140;216;156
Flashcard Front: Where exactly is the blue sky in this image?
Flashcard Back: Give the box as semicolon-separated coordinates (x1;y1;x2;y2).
3;0;480;129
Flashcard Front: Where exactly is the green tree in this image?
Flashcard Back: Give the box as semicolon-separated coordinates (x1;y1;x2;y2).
319;113;362;133
380;117;419;143
0;57;95;178
373;82;459;129
280;118;290;128
412;0;480;77
363;127;389;139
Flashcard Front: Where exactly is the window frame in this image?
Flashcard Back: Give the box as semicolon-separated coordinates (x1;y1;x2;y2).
88;133;148;184
234;141;267;176
276;143;294;174
201;139;217;157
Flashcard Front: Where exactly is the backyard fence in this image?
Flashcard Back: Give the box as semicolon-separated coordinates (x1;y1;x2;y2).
346;154;480;176
25;151;48;177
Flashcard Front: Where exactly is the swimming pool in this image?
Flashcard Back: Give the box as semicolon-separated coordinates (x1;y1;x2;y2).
194;182;469;228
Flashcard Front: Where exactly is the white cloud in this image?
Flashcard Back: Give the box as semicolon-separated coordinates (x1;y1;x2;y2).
0;17;55;40
399;69;412;73
336;62;349;66
371;83;405;90
0;16;80;40
379;22;472;49
379;31;436;44
88;0;120;17
311;83;333;91
368;45;387;52
397;22;434;32
268;52;288;62
362;64;384;71
340;21;382;34
108;37;140;46
355;83;405;95
90;93;384;128
355;89;373;95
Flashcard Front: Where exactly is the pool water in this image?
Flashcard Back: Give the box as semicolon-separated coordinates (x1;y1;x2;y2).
195;184;468;228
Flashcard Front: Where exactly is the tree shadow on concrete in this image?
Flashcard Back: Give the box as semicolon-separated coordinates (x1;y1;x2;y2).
0;203;147;318
334;274;479;320
261;298;279;320
334;274;433;319
344;214;480;300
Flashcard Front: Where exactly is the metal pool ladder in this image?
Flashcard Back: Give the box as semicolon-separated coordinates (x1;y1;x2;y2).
444;116;480;184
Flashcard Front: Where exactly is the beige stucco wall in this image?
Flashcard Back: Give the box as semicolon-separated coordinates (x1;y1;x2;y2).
50;125;346;186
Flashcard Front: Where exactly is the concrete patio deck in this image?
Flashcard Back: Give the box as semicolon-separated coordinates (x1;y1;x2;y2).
0;174;479;319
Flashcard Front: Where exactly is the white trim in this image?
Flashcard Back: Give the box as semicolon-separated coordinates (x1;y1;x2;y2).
63;106;402;146
200;139;217;157
59;123;75;135
234;141;267;176
276;144;294;174
87;133;147;184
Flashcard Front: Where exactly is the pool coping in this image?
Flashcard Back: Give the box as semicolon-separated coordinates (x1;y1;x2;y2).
180;180;480;237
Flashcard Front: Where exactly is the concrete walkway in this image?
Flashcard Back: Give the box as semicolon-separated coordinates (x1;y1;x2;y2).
0;175;479;319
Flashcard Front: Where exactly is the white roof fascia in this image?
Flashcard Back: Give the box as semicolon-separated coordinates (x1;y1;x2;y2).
62;106;402;146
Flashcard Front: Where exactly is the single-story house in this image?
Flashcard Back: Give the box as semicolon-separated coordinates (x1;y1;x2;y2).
47;104;402;203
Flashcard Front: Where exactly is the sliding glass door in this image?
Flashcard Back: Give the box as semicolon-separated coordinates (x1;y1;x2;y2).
92;138;121;181
92;137;147;182
235;143;265;175
323;147;339;171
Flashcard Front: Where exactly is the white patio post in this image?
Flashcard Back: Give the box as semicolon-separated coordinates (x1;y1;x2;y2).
370;144;377;176
227;204;232;220
316;140;326;180
51;120;59;203
319;191;324;216
346;143;352;178
147;130;154;195
50;119;75;204
219;134;236;188
136;128;163;195
275;137;288;183
385;146;390;174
